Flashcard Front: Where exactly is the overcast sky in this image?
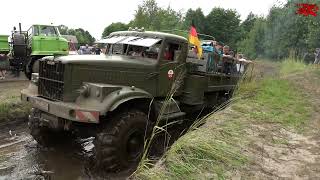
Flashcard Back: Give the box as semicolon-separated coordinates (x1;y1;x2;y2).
0;0;286;39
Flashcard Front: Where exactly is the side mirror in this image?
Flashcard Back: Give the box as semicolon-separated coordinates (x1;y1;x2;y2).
13;26;16;31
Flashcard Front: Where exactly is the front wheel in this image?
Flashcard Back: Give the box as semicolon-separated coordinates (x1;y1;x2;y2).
93;109;152;172
25;58;39;80
28;108;55;146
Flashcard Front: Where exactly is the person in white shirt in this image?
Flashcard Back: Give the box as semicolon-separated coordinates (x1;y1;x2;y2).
236;54;252;73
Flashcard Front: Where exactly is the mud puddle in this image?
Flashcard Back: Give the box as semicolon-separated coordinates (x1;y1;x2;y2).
0;119;192;180
0;120;130;180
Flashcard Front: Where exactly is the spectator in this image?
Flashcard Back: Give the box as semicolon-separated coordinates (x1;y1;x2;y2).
82;44;92;55
214;41;223;55
314;48;320;64
222;45;236;74
94;45;101;55
0;54;8;80
129;46;144;57
214;41;224;72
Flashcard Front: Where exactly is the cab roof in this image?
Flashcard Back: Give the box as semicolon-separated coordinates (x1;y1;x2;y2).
109;31;188;43
32;24;58;27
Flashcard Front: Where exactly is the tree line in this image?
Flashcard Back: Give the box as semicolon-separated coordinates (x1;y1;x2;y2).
58;25;96;46
102;0;319;61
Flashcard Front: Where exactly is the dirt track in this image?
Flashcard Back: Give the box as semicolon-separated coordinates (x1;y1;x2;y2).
234;64;320;179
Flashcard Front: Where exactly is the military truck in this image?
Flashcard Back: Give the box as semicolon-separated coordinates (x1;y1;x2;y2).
21;29;243;172
10;23;69;79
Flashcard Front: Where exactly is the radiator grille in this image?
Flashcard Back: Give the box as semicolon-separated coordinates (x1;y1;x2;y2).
38;60;65;101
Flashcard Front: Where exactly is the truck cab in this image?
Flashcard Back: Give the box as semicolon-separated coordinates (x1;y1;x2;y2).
27;24;68;56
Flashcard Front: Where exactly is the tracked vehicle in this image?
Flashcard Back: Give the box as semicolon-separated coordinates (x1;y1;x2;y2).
21;29;245;171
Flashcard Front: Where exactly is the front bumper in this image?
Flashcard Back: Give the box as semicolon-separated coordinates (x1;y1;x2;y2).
21;86;100;124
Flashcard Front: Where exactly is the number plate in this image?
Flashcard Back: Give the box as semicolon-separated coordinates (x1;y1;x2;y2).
34;99;49;111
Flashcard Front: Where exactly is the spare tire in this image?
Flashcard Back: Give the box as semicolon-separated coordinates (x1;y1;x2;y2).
12;33;27;57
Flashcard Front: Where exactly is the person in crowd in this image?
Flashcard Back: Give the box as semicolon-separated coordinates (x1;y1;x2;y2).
214;41;223;55
129;46;144;57
92;44;102;55
314;48;320;64
0;54;8;80
201;41;215;72
213;41;224;72
82;44;92;55
222;45;236;74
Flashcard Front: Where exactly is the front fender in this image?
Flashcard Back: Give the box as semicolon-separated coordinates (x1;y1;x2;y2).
75;83;153;115
103;86;153;112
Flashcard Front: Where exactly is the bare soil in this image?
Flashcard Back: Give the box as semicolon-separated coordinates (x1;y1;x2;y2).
234;67;320;179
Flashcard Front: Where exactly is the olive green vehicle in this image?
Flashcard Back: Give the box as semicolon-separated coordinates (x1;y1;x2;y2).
21;29;243;172
10;23;68;79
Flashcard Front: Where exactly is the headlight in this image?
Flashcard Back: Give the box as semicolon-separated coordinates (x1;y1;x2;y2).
31;73;39;85
78;84;90;97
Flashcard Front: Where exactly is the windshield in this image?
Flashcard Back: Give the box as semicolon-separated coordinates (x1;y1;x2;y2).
103;36;162;59
39;26;58;36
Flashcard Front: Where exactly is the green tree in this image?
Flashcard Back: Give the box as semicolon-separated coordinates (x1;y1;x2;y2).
237;18;266;59
204;8;241;48
130;0;183;31
184;8;206;33
102;22;129;37
239;12;257;39
58;25;95;46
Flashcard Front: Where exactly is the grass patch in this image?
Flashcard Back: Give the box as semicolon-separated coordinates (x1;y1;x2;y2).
135;60;314;179
136;118;248;180
0;96;31;122
280;58;307;75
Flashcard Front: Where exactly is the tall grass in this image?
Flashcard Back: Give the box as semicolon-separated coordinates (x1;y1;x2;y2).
135;59;313;179
0;96;31;121
280;57;308;75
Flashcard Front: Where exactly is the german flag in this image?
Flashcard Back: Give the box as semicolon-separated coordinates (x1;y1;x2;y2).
189;24;202;59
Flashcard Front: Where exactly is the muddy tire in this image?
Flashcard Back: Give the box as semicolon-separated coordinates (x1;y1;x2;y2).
93;109;152;172
28;109;55;146
25;58;37;80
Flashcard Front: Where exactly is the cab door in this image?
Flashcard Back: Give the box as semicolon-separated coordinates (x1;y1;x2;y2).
157;40;187;97
38;26;66;55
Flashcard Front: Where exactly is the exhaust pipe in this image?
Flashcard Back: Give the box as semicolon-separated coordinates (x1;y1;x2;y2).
19;23;22;34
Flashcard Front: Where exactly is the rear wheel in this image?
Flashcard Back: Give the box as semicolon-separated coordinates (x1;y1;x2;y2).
93;109;152;172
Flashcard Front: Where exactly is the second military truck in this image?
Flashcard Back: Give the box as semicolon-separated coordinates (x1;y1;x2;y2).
21;29;243;172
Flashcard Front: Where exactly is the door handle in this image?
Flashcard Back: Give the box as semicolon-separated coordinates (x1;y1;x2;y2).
146;72;159;79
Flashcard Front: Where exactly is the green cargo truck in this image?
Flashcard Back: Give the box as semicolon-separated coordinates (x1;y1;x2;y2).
10;23;69;79
21;29;246;172
0;35;9;54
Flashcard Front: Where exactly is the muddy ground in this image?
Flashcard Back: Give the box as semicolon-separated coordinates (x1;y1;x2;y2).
232;64;320;179
0;80;108;180
0;80;185;180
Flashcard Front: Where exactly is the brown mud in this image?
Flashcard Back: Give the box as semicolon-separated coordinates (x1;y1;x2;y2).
233;65;320;179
